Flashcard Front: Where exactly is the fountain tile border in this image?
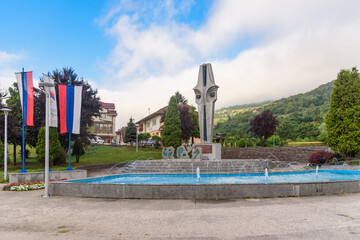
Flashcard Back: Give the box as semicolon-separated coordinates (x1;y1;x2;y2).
9;170;87;184
49;180;360;199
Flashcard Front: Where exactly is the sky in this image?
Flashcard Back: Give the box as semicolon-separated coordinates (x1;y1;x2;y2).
1;0;360;129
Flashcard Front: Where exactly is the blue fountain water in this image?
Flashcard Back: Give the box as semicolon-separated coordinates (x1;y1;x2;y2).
67;170;360;185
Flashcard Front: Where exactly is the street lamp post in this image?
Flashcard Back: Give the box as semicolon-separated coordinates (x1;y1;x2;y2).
136;125;138;153
39;81;55;198
1;108;11;180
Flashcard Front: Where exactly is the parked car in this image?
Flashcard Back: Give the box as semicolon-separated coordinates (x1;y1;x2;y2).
142;139;155;146
91;136;104;144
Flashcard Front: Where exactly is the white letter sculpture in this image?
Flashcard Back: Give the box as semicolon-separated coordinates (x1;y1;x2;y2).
193;63;219;143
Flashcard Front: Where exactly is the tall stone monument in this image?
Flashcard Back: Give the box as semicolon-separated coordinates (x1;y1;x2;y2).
193;63;221;159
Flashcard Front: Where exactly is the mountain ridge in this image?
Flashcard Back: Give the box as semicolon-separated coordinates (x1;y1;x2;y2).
214;80;335;140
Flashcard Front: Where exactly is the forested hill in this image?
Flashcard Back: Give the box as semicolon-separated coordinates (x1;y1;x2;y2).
214;80;335;140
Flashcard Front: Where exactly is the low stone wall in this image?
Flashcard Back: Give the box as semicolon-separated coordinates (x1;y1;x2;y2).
50;180;360;199
9;170;87;184
221;146;328;163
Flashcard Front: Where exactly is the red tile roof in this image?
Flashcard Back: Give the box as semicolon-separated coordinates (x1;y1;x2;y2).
100;101;115;108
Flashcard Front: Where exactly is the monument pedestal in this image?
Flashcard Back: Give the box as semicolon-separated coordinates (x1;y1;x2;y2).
195;143;221;160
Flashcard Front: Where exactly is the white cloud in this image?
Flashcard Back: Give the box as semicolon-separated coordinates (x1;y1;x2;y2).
97;0;360;128
0;51;24;92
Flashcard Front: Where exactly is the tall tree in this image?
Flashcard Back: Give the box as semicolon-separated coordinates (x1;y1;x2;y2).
277;119;295;141
295;122;320;140
124;118;137;143
39;67;102;153
6;83;23;165
179;104;193;142
162;96;182;148
36;127;63;166
249;110;278;147
174;91;188;105
325;67;360;156
190;106;200;143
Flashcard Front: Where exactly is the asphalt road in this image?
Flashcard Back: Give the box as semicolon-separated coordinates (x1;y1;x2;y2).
1;186;360;240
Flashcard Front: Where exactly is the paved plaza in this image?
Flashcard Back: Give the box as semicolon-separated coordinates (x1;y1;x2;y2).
1;186;360;240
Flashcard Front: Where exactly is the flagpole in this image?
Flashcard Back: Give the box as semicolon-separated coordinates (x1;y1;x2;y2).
47;73;52;173
67;75;73;171
20;68;27;173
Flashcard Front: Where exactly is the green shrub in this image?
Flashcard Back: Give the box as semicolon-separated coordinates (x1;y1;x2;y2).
265;135;281;147
0;140;4;160
308;151;333;165
151;135;161;148
19;148;29;158
71;138;85;163
36;127;64;166
237;138;246;148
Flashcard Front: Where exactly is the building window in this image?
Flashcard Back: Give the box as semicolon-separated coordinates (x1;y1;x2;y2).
147;122;150;128
100;114;106;119
152;119;156;126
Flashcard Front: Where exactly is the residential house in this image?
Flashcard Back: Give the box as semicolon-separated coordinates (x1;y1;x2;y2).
91;101;117;143
136;106;167;137
136;106;201;143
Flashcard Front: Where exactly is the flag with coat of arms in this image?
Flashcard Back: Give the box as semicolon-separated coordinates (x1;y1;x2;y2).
42;74;58;127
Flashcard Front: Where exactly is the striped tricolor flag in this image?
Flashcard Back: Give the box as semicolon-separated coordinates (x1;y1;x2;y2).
58;85;83;134
15;71;34;126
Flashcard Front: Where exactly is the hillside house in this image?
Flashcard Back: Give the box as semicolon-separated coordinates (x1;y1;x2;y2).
136;106;167;137
91;101;117;143
136;106;201;143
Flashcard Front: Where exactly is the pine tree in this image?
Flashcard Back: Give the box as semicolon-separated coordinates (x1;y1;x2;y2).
124;118;137;143
36;127;63;166
325;67;360;156
162;96;182;148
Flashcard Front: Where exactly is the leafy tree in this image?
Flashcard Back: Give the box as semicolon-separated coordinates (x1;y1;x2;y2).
179;104;193;142
295;122;320;140
36;127;63;166
45;67;101;152
161;93;198;143
0;140;4;162
174;91;188;105
277;119;295;140
190;106;200;143
249;110;278;147
151;135;161;148
138;133;151;141
72;138;85;163
6;83;23;165
325;67;360;156
162;96;181;148
124;118;137;143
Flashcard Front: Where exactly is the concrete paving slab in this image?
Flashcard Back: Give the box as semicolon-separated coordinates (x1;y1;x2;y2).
1;185;360;239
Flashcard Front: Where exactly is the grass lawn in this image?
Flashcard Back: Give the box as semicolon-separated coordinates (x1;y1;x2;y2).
0;144;162;183
73;145;162;166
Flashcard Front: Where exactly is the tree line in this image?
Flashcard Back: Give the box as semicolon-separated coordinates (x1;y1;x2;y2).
124;91;200;150
0;67;101;166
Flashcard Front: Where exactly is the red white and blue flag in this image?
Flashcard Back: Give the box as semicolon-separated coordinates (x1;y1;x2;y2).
58;85;83;134
15;71;34;126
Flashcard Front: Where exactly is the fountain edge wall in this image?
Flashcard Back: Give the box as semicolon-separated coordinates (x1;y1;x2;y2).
49;180;360;199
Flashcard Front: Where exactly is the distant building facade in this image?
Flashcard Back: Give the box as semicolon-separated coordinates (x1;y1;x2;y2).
91;102;117;143
136;106;167;137
136;106;200;143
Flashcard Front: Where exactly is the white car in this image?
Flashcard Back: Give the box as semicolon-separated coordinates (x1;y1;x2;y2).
93;136;104;144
